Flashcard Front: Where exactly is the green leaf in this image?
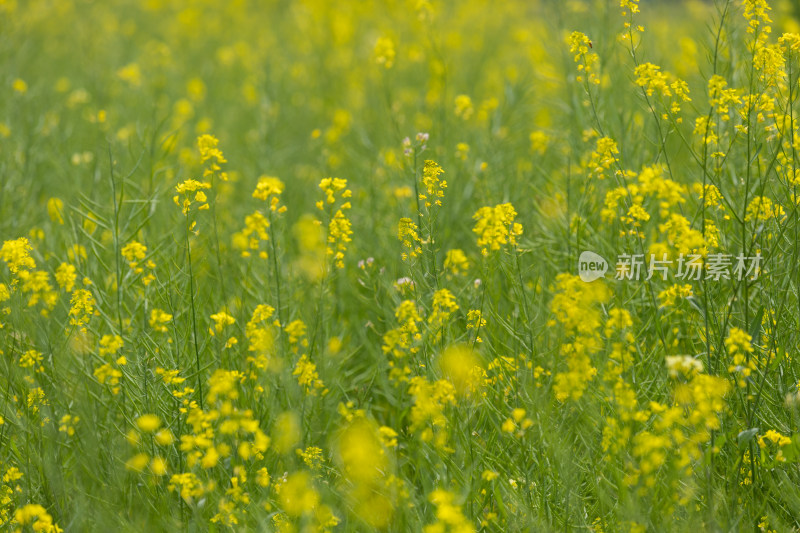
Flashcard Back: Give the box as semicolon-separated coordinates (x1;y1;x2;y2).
738;427;760;449
748;305;764;347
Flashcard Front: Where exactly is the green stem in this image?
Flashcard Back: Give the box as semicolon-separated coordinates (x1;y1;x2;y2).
185;215;204;410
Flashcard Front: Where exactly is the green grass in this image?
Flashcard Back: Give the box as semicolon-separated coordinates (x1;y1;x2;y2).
3;0;800;531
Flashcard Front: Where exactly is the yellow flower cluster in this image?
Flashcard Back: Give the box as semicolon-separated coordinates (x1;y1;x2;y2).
68;288;95;331
252;175;286;210
420;160;446;208
725;327;756;386
658;283;693;308
13;504;63;533
744;196;785;222
472;203;523;255
708;75;741;122
197;134;228;181
658;213;709;256
335;416;401;528
0;237;35;274
424;489;474;533
454;95;474;120
408;376;456;446
549;273;610;401
234;212;270;259
443;249;468;277
568;31;600;85
149;308;173;332
93;334;126;395
439;344;485;398
428;289;459;331
121;241;155;285
374;37;395;69
174;179;211;215
383;300;423;381
1;237;58;314
293;354;325;395
586;136;619;179
742;0;772;37
245;304;277;371
317;178;353;269
1;466;22;526
398;217;422;260
633;62;691;118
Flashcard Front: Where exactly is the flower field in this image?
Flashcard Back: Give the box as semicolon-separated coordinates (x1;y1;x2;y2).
4;0;800;530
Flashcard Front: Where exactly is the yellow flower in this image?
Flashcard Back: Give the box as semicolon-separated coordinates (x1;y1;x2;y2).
68;289;95;331
568;31;600;85
273;411;301;455
12;78;28;93
454;94;473;120
168;472;207;503
472;203;523;255
443;249;468;276
19;350;44;373
744;196;785;222
94;363;123;394
587;137;619;179
174;179;211;215
116;63;142;87
420;160;446;208
398;218;422;260
439;344;484;397
424;489;474;533
297;446;324;470
55;263;76;292
455;142;469;160
374;37;396;68
293;354;325;394
155;429;174;446
742;0;772;36
99;334;123;357
149;308;173;332
429;289;459;330
252;175;286;212
210;310;235;335
759;429;791;449
327;210;352;269
136;414;161;433
1;237;36;273
285;319;308;346
482;470;499;481
201;446;220;469
256;467;271;487
318;178;353;269
14;504;61;533
530;131;549;154
47;197;64;224
121;241;147;272
150;456;168;476
125;453;150;472
379;426;399;448
279;471;319;517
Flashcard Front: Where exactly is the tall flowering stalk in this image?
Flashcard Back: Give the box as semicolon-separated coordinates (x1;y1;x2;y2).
309;178;353;360
174;178;211;409
197;134;229;304
419;159;446;284
316;178;353;271
252;175;287;341
400;134;447;288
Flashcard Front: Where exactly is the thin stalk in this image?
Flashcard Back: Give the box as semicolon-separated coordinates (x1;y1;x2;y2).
185;215;204;410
